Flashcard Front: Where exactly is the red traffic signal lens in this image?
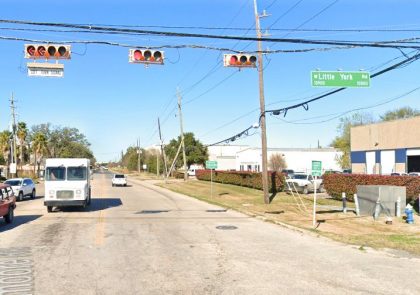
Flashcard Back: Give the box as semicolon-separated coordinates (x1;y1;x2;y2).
37;46;46;56
153;51;162;61
27;45;35;56
133;50;143;61
229;55;238;65
240;55;248;64
144;50;152;60
58;46;67;57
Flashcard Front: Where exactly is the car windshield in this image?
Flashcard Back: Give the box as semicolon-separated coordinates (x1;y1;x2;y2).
46;167;66;181
67;167;87;181
5;180;22;186
292;174;308;180
115;175;125;178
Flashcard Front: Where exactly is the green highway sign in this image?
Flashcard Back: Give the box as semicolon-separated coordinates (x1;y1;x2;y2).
206;160;218;170
312;161;322;177
311;71;370;88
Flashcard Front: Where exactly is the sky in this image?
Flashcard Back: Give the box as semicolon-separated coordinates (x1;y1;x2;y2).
1;0;420;162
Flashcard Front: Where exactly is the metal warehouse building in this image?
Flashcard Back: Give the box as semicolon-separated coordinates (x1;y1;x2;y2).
351;116;420;174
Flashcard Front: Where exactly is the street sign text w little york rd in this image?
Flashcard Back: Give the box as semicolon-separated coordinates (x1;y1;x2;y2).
311;71;370;88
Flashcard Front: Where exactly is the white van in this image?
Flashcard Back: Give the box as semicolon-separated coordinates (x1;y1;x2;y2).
44;158;91;212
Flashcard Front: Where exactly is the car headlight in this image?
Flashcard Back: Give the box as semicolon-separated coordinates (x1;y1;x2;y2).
49;190;55;194
76;190;81;194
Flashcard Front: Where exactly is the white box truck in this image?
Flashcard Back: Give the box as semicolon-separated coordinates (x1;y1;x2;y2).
44;158;91;212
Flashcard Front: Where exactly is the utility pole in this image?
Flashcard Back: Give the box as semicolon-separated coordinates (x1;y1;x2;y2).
177;87;188;181
10;93;17;178
156;149;160;177
137;138;141;174
158;118;168;180
253;0;270;204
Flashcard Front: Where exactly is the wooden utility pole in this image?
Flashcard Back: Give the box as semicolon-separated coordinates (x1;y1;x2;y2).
156;150;160;177
10;93;17;178
177;88;188;181
158;118;168;180
253;0;270;204
137;138;141;174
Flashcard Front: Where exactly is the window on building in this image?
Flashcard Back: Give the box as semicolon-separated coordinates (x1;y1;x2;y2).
247;165;252;171
240;165;244;171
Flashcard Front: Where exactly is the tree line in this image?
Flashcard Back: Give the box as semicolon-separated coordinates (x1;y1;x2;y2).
115;132;208;174
0;122;95;176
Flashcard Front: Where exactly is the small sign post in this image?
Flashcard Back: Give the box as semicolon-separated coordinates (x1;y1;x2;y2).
311;160;322;228
206;161;218;198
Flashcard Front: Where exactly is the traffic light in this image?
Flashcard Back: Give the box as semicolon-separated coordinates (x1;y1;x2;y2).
24;44;71;59
129;49;164;65
223;54;257;68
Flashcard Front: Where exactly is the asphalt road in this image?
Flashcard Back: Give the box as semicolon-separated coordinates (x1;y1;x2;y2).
1;171;420;294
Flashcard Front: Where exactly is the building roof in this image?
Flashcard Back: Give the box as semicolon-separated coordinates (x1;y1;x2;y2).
236;147;340;154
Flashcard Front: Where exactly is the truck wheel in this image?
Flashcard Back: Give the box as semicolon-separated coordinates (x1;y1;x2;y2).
47;206;53;213
18;192;23;202
87;189;91;206
4;207;14;223
31;189;36;199
303;186;309;195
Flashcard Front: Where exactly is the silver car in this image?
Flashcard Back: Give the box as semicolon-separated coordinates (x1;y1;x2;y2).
4;178;36;201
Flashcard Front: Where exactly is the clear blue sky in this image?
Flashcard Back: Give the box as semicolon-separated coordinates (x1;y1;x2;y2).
1;0;420;162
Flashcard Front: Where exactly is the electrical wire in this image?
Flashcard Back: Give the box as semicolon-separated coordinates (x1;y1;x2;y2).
265;50;420;117
1;19;420;50
270;85;420;125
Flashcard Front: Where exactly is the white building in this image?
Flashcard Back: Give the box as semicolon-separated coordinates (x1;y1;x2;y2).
235;147;342;173
207;145;249;171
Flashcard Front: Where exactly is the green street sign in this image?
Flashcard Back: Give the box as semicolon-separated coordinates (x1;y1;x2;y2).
312;160;322;177
206;160;218;170
311;71;370;88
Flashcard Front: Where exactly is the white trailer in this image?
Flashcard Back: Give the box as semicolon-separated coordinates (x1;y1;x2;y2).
44;158;91;212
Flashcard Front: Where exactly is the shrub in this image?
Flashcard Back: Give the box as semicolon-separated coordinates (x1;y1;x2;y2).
323;174;420;202
195;170;285;193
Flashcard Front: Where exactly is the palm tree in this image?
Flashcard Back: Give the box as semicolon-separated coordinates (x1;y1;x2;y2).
17;122;28;169
0;131;12;177
31;132;48;176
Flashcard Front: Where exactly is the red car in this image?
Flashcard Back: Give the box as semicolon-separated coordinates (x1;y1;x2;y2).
0;183;16;224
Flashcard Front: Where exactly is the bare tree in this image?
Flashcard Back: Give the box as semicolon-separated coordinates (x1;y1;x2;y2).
269;153;287;171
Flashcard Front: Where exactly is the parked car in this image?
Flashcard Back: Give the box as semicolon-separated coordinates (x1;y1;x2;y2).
112;174;127;187
408;172;420;176
391;172;408;176
4;178;36;201
0;183;16;224
285;173;323;194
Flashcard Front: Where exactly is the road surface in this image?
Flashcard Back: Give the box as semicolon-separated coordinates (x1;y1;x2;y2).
1;171;419;294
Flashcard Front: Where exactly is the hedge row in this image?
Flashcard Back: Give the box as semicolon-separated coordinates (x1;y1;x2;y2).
323;174;420;202
195;170;285;193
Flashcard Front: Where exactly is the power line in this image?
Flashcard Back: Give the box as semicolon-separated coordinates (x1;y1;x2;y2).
1;19;420;50
265;50;420;117
270;86;420;125
268;0;305;29
281;0;340;38
205;50;420;146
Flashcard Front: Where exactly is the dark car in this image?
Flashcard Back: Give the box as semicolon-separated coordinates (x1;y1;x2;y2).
0;183;16;224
